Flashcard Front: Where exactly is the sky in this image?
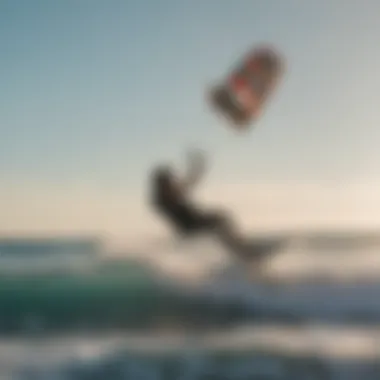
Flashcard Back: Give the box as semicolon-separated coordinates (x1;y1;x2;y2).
1;0;380;241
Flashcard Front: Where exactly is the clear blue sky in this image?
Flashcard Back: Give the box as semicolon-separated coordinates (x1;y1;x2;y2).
1;0;380;236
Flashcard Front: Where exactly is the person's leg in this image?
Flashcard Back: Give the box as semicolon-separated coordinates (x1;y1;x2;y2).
175;205;236;241
200;211;233;234
199;210;258;260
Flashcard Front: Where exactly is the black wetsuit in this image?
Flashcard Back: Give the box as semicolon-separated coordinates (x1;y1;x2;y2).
151;168;226;236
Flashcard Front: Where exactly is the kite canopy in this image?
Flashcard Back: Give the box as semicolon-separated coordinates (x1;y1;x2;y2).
209;45;285;131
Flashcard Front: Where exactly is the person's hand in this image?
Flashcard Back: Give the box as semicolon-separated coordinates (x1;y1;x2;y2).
186;148;207;172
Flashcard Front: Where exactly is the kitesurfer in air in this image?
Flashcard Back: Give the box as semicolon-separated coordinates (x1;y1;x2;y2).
149;149;249;257
149;149;286;261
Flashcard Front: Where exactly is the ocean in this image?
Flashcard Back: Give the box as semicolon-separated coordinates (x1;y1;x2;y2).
2;232;380;379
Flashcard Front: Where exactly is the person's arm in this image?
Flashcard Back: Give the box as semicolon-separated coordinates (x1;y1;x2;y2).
179;149;207;192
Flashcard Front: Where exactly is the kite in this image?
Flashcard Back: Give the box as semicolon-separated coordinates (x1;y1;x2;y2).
209;45;285;131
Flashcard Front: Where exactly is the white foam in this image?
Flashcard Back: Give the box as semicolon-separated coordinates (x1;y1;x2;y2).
4;325;380;366
138;236;231;282
266;246;380;283
137;236;380;284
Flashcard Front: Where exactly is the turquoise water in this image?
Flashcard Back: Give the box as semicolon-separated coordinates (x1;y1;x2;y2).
3;233;380;379
0;258;254;334
4;255;380;336
0;260;169;333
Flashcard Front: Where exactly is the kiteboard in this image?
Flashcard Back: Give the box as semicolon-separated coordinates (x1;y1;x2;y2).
138;234;287;286
209;45;285;130
214;236;290;283
215;231;288;265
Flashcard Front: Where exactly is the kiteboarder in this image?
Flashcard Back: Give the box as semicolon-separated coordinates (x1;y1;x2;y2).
149;149;287;262
149;149;255;258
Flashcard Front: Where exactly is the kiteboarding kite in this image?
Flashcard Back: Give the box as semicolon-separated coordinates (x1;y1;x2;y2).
209;45;285;131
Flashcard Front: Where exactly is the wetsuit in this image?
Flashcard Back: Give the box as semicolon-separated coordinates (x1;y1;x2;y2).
151;167;227;236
